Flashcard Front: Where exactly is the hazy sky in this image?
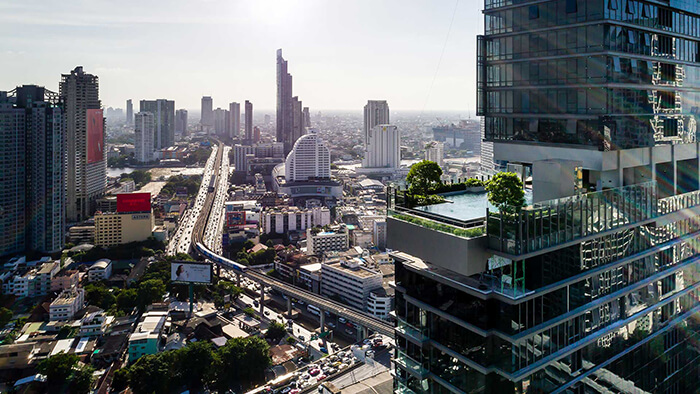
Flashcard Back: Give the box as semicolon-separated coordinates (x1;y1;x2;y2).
0;0;482;113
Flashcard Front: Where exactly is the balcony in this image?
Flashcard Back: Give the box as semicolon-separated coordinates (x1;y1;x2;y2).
395;381;417;394
394;351;430;379
395;319;429;343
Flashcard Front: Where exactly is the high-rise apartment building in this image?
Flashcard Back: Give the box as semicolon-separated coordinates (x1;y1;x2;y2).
292;96;305;144
229;102;240;138
60;66;105;222
363;100;390;146
175;109;188;137
134;112;155;163
362;124;400;169
0;86;65;256
139;99;175;151
424;141;444;167
245;100;253;142
284;129;330;182
213;107;228;136
303;107;311;128
200;96;213;128
390;2;700;393
277;49;294;153
126;99;133;125
253;126;261;143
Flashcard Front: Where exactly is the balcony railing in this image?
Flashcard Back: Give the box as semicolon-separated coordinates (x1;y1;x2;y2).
395;381;418;394
394;351;430;379
487;182;658;256
395;319;429;343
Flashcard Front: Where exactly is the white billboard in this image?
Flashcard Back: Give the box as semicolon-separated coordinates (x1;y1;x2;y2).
171;262;212;284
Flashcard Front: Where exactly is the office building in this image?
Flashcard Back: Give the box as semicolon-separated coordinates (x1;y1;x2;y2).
277;49;294;153
362;124;400;170
229;102;240;138
175;109;188;137
253;126;261;143
424;141;444;167
303;107;311;128
389;2;700;393
0;86;66;256
94;193;154;247
200;96;213;128
134;112;155;163
245;100;253;142
320;256;382;312
306;225;349;256
126;99;133;124
292;96;305;146
139;99;175;150
60;66;106;222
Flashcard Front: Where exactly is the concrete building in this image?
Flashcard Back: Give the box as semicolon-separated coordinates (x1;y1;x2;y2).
200;96;213;128
2;258;58;297
424;141;444;167
139;99;175;150
94;193;155;247
261;206;330;235
303;107;311;128
51;270;79;292
373;219;387;250
50;287;85;321
60;66;106;222
229;102;240;138
298;263;322;293
366;287;392;320
134;112;155;163
175;109;188;137
320;257;382;311
363;100;389;146
245;100;253;142
362;124;400;170
0;85;66;256
128;311;168;363
79;310;112;337
88;259;112;282
284;130;330;182
277;49;294;153
213;107;228;136
306;225;349;256
126;99;133;124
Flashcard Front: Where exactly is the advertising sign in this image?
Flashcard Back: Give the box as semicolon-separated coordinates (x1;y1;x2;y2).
117;192;151;213
87;109;104;164
171;262;212;284
226;211;246;227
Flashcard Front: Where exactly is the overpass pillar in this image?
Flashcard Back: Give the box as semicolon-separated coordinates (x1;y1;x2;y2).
320;309;325;332
259;283;265;315
236;273;241;287
287;297;292;318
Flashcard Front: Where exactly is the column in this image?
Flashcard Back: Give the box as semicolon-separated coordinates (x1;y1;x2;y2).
236;273;241;287
320;309;326;332
259;282;265;315
287;297;292;318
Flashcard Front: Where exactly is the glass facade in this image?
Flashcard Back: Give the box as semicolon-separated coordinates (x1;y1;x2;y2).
478;0;700;150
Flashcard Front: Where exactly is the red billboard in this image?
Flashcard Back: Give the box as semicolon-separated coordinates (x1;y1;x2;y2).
117;192;151;213
87;109;104;164
226;211;246;228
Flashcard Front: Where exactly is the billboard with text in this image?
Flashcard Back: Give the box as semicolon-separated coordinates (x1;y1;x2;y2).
87;109;104;164
171;262;212;284
117;193;151;213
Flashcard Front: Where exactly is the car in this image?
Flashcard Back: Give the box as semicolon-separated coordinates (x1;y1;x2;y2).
301;373;310;380
317;374;327;381
363;339;371;345
281;387;292;394
318;340;324;346
331;361;341;368
290;390;301;394
327;323;336;329
264;311;270;316
346;322;354;328
324;311;330;316
338;363;349;370
342;357;351;364
345;329;353;335
338;317;346;324
331;343;340;350
365;350;375;358
308;368;321;376
298;335;305;341
327;368;338;375
297;300;305;305
319;347;328;353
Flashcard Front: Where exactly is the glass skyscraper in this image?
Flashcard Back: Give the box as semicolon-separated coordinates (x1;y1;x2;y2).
389;1;700;393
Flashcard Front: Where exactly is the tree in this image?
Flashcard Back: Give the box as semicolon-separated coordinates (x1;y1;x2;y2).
243;307;256;317
485;172;525;213
175;341;216;390
406;160;442;195
0;307;12;328
213;337;271;392
69;364;94;394
128;354;174;394
137;279;166;310
111;368;130;392
37;353;80;392
84;282;116;310
116;288;138;313
265;321;287;342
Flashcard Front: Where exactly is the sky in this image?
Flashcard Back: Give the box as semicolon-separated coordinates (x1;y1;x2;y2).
0;0;483;113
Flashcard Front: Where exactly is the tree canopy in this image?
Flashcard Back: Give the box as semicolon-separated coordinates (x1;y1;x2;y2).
406;160;442;195
37;353;94;394
485;172;525;213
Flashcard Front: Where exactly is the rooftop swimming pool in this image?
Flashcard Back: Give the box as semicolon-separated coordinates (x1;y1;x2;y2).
415;188;533;222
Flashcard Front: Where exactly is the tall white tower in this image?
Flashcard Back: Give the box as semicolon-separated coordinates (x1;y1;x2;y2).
135;112;155;163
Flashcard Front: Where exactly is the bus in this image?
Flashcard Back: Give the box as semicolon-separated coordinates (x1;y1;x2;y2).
307;304;320;316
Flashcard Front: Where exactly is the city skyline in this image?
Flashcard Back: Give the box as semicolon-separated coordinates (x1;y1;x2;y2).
0;0;481;112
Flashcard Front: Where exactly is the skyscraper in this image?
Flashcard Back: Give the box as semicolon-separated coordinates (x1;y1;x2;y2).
134;112;155;163
277;49;294;153
229;102;240;139
139;99;175;151
303;107;311;128
0;86;65;256
200;96;213;128
363;100;390;147
253;126;261;143
213;108;228;136
292;96;304;144
362;124;400;169
284;130;330;182
60;66;105;222
390;2;700;393
126;99;133;125
175;109;188;137
245;100;253;143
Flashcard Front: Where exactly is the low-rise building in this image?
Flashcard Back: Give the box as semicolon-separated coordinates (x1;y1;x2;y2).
367;287;393;320
88;259;112;282
67;225;95;245
298;263;322;293
261;206;331;235
320;257;382;311
307;225;349;256
51;270;79;292
79;310;112;337
128;311;168;363
50;287;85;321
2;258;59;297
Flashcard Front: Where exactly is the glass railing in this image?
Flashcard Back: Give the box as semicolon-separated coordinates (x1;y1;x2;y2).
487;182;658;255
395;320;429;342
395;351;430;377
395;381;418;394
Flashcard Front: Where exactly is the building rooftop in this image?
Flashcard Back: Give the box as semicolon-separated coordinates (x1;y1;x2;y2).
90;259;111;270
323;257;380;279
